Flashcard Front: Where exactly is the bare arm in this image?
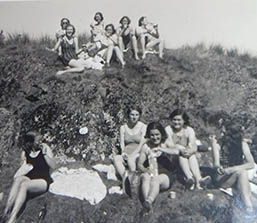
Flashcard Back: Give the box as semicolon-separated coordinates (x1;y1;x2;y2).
130;123;147;156
53;38;62;52
74;37;79;54
119;126;125;154
41;143;56;170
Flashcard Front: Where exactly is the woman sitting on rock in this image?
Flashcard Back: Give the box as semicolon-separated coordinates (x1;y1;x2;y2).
113;105;146;184
53;24;86;75
90;12;105;42
165;109;210;190
94;24;126;68
55;18;70;56
210;122;255;215
138;122;179;214
4;131;56;223
117;16;139;60
136;16;164;59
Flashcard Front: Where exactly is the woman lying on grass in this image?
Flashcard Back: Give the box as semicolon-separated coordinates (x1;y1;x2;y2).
3;131;56;223
165;109;210;190
210;122;255;216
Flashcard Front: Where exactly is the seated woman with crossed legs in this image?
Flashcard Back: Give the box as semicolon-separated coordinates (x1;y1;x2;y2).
4;131;56;223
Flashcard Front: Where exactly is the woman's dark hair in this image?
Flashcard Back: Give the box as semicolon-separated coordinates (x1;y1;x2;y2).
145;122;167;143
66;24;76;35
126;105;142;118
169;109;190;126
23;131;41;152
60;18;70;26
223;122;244;141
105;24;116;34
138;16;146;26
94;12;104;21
120;16;131;25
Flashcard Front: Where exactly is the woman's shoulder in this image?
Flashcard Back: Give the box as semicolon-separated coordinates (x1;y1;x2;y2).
184;126;195;134
165;125;173;133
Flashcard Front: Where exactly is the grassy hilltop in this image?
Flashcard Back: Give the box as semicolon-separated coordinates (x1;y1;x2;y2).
1;35;257;222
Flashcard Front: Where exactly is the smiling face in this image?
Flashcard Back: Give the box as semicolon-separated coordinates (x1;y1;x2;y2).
149;129;162;145
66;26;74;37
128;110;140;124
105;26;114;36
171;115;185;130
94;13;102;23
61;19;69;29
121;17;129;27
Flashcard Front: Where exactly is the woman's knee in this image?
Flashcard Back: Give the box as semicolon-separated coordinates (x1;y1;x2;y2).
141;173;151;182
113;155;123;164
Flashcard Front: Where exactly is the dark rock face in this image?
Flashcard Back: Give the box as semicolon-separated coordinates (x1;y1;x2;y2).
1;42;257;222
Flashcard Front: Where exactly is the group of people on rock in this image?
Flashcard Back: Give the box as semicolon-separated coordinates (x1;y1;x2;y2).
51;13;164;75
113;106;256;216
2;107;256;222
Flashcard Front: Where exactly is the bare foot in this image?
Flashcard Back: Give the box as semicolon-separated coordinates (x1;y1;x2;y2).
56;70;65;76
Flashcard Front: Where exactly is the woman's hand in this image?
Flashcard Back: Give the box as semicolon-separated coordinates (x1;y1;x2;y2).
180;150;193;158
216;166;225;175
122;153;128;161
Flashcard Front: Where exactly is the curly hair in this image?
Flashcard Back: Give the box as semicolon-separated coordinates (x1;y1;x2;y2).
126;105;142;118
138;16;146;26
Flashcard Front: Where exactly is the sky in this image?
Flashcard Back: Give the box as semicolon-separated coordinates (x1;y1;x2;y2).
0;0;257;54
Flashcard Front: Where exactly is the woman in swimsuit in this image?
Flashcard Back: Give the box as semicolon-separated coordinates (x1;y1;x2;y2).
165;109;209;190
138;122;179;214
53;24;85;75
90;12;105;42
113;105;146;181
117;16;139;60
136;16;164;59
210;122;255;214
55;18;70;56
95;24;126;68
4;131;56;223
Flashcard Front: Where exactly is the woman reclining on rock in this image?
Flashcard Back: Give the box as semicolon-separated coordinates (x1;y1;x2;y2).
4;131;56;223
209;121;255;215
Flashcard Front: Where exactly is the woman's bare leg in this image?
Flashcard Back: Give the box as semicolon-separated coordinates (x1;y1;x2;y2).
237;170;253;211
188;155;202;188
131;36;139;60
147;174;169;203
127;155;137;172
141;173;151;200
146;38;164;59
106;44;114;67
139;34;146;59
7;179;47;223
118;36;125;58
4;176;28;215
114;46;126;68
113;155;126;178
56;59;84;75
179;156;194;180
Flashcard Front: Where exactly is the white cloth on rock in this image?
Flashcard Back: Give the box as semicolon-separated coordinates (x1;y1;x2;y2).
49;167;107;205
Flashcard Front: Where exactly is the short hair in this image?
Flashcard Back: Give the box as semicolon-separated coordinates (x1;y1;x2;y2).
94;12;104;21
23;131;41;151
60;18;70;25
169;108;190;126
126;105;142;118
119;16;131;25
138;16;146;26
145;122;167;143
105;24;116;35
66;24;76;35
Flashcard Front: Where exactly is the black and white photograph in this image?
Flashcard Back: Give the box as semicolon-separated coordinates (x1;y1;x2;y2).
1;0;257;222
